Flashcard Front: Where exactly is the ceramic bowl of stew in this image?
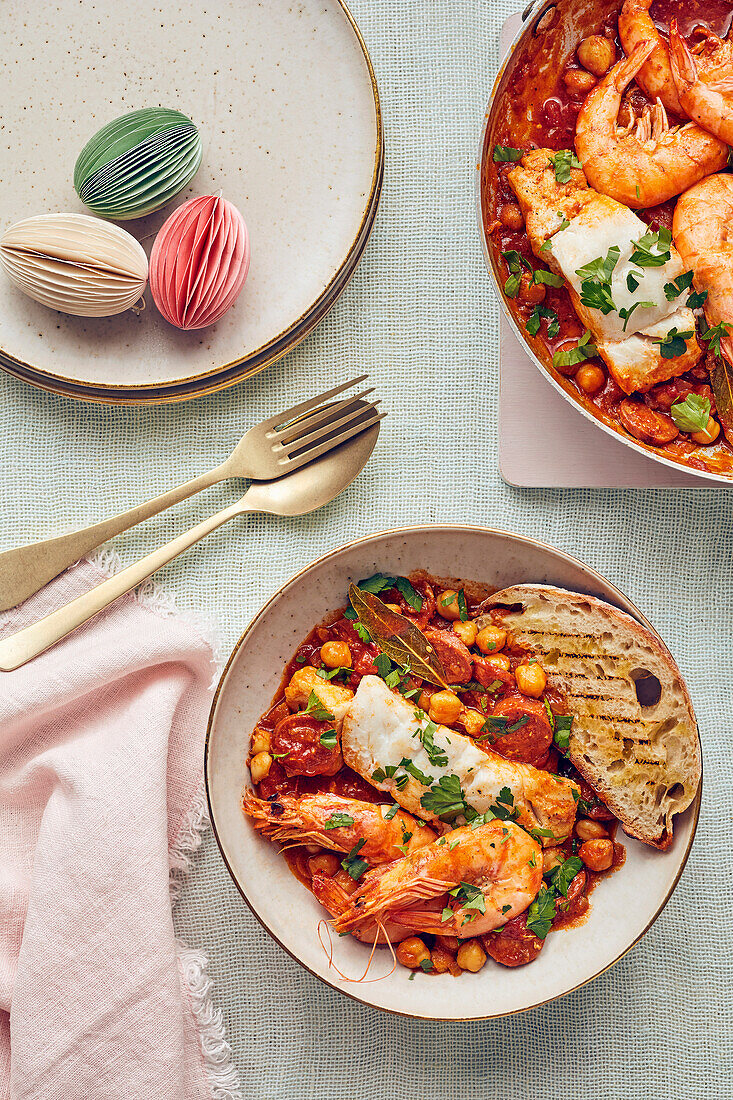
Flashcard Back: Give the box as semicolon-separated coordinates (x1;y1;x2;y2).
476;0;733;483
204;525;700;1019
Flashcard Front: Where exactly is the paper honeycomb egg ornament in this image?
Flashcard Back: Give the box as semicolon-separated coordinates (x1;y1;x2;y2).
150;194;250;329
0;213;148;317
74;108;202;220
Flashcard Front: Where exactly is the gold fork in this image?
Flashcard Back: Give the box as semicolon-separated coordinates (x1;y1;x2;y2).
0;375;383;611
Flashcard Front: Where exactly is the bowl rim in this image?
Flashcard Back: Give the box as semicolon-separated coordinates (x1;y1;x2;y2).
204;523;702;1020
474;2;732;486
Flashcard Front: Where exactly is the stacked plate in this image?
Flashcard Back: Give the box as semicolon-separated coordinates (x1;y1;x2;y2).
0;0;382;404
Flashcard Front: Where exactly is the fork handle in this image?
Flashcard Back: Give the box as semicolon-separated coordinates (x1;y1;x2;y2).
0;463;229;612
0;496;250;671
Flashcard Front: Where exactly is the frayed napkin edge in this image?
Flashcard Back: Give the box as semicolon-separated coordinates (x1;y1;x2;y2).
90;547;243;1100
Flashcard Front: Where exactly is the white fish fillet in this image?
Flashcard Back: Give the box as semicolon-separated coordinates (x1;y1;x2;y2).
340;676;579;845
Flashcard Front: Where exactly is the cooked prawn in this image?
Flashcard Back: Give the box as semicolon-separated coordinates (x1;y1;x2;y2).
575;41;729;209
669;18;733;144
618;0;686;116
241;790;437;862
311;871;413;946
673;172;733;365
333;819;542;939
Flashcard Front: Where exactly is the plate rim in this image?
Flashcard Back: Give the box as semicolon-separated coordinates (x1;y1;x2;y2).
0;0;383;398
204;522;702;1020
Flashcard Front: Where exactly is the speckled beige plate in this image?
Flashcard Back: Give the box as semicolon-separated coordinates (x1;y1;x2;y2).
205;526;701;1020
0;0;381;396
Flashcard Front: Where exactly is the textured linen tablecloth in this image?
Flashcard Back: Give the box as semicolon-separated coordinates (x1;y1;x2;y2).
1;1;731;1097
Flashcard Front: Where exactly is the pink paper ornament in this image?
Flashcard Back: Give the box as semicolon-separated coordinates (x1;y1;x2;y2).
150;194;250;329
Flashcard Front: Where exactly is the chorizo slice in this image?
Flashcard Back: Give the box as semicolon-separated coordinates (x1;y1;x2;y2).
485;692;553;767
618;400;678;446
271;713;343;777
483;913;544;967
423;628;473;684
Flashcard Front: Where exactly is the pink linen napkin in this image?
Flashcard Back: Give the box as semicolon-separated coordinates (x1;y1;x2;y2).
0;559;241;1100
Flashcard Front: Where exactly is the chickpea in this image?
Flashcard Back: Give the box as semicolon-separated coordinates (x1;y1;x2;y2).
484;653;511;674
542;847;565;875
453;619;478;646
461;708;486;736
576;364;606;395
456;940;487;973
563;68;597;97
515;661;547;698
395;936;431;970
578;837;614;872
308;851;341;877
499;203;525;231
418;690;434;712
575;819;608;841
476;625;507;654
577;35;616;76
437;589;462;621
250;751;272;784
332;869;360;896
251;728;271;755
429;690;463;725
320;640;351;668
518;272;546;305
691;417;720;445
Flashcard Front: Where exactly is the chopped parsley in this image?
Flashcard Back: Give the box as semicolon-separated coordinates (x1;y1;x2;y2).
539;213;571;251
526;885;557;939
419;958;434;972
664;271;694;301
398;757;434;787
670;393;710;433
626;270;642;293
493;143;523;162
549;149;582;183
355;573;423;611
552;330;598;371
304;693;332;722
619;300;655;332
319;728;338;749
526;305;560;338
383;803;400;820
502;249;533;298
317;665;351;680
374;652;392;680
417;718;449;768
395;774;409;791
325;812;355;829
533;268;564;287
420;773;467;821
449;881;487;921
341;838;368;880
456;589;468;622
548;855;584;897
701;320;732;357
353;621;372;643
652;327;694;359
576;246;620;316
553;715;573;750
687;288;708;310
629;227;672;268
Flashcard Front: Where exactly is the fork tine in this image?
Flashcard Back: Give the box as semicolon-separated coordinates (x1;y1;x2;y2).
262;374;369;429
278;409;386;468
273;388;376;445
278;399;381;455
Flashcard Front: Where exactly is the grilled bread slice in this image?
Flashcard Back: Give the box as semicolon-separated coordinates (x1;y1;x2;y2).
480;584;700;850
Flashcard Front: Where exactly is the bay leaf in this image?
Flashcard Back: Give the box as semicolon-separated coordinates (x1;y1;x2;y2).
347;584;449;689
710;355;733;443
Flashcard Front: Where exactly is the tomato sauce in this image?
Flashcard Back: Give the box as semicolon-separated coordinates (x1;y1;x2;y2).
483;0;733;476
247;574;625;972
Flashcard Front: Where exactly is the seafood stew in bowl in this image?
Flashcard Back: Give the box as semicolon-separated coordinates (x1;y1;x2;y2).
479;0;733;480
206;527;701;1017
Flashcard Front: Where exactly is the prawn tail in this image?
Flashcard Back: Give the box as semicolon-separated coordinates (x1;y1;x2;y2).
333;876;455;932
668;19;697;93
390;907;457;934
615;38;658;93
